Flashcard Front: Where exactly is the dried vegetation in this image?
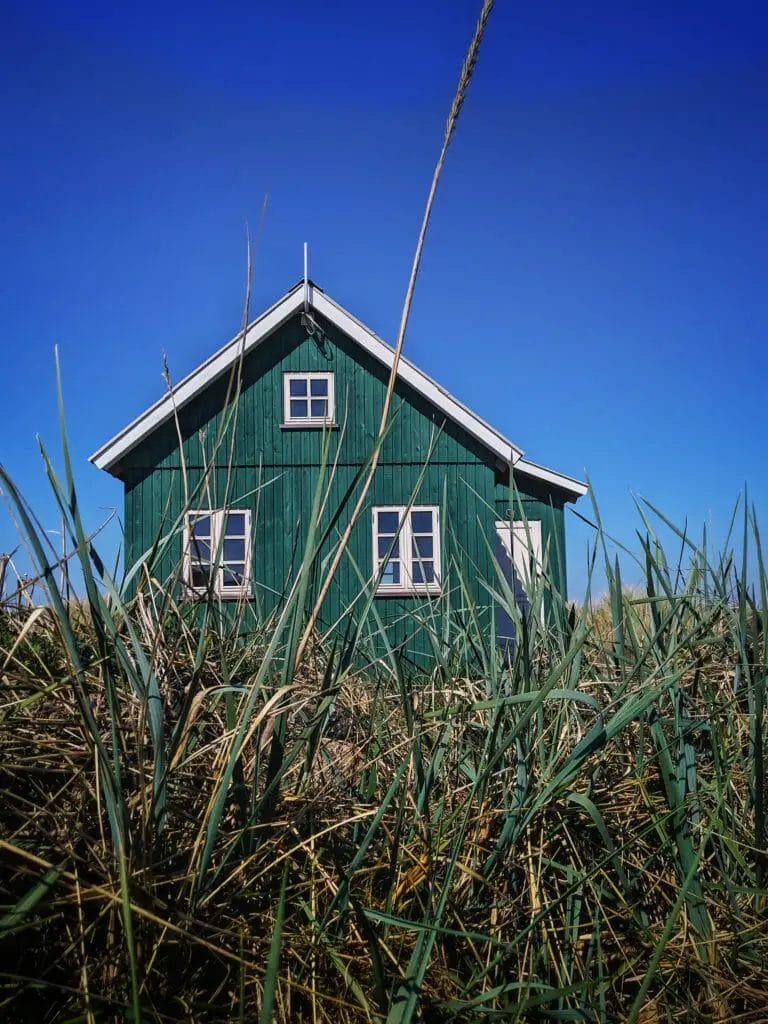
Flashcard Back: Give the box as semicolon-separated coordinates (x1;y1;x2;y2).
1;486;767;1021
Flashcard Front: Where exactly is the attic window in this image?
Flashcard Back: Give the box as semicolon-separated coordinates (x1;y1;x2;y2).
372;506;441;596
184;510;252;599
282;372;335;427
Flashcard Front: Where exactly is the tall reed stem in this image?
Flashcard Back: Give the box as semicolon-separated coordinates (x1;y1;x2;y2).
294;0;495;667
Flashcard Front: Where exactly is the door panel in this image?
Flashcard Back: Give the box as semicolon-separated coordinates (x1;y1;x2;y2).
494;520;543;643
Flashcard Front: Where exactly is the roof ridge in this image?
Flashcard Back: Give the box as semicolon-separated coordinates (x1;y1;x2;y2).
89;281;585;499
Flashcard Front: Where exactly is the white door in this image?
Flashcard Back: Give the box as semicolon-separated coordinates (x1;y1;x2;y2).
494;520;543;631
496;520;542;590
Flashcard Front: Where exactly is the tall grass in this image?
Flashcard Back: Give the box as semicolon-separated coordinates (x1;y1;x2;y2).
0;385;766;1022
2;4;766;1019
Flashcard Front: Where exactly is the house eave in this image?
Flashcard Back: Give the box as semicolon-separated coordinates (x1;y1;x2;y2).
310;288;523;467
89;283;307;474
89;281;525;475
514;458;588;500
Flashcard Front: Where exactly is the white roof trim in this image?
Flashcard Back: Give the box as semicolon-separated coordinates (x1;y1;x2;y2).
515;459;588;498
89;282;583;500
90;281;525;472
90;285;306;471
310;288;522;466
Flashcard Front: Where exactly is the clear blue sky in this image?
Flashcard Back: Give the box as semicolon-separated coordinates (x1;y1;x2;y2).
1;0;767;598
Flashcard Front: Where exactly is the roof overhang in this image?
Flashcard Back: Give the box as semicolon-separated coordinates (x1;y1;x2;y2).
514;458;588;500
90;283;306;473
311;287;524;467
89;281;586;501
90;281;525;474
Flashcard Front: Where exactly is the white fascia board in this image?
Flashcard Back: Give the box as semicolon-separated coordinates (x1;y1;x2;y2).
514;458;588;498
90;285;306;470
311;289;523;466
91;280;524;472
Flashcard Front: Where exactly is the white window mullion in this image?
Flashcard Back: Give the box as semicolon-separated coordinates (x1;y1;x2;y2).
437;507;442;581
212;512;223;594
207;511;216;593
401;507;412;588
244;523;251;589
402;509;409;586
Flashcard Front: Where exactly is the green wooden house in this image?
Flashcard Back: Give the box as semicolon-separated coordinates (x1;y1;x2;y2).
90;279;586;663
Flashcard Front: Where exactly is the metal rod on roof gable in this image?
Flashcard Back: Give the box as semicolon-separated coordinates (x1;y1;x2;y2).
303;241;309;313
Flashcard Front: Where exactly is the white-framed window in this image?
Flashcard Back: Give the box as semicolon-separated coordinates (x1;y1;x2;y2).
184;510;252;599
372;505;441;595
282;372;335;426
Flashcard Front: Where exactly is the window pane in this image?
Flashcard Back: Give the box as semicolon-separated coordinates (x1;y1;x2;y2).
191;565;211;588
310;399;327;418
411;510;433;534
378;536;399;559
223;538;245;562
381;560;400;585
191;515;211;538
290;399;308;418
412;560;434;585
413;535;433;559
222;565;246;587
310;378;328;397
289;378;307;397
377;510;399;534
190;538;211;562
226;512;245;535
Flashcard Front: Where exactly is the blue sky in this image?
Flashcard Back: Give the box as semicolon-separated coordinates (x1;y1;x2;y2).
1;0;767;598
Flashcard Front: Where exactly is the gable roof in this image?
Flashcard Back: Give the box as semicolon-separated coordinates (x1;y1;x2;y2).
89;281;586;499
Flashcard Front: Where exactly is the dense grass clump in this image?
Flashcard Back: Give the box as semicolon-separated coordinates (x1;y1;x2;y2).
1;416;766;1022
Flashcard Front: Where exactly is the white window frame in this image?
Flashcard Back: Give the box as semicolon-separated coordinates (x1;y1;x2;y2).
184;509;252;599
372;505;441;596
282;371;335;427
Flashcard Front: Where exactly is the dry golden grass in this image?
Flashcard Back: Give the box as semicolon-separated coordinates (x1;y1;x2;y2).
1;569;767;1022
